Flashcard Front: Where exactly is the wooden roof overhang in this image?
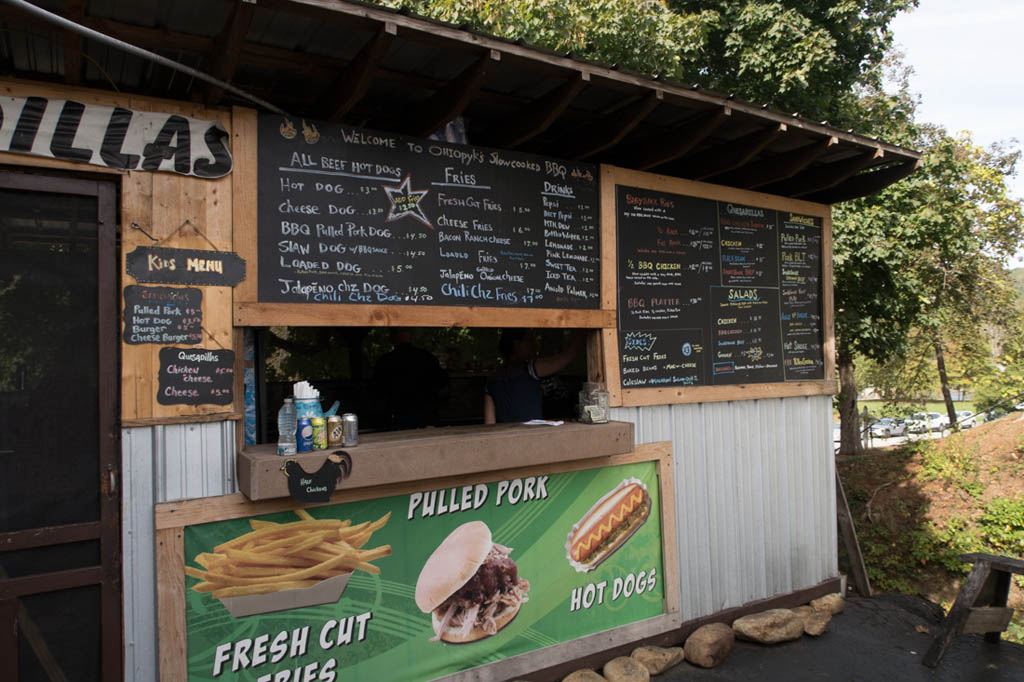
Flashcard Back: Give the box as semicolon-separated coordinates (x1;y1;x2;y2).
0;0;921;202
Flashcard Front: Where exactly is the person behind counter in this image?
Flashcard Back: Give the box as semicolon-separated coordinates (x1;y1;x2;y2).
372;328;449;430
484;328;583;424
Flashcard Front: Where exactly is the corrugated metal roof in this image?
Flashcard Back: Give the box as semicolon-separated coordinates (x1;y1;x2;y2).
0;0;921;202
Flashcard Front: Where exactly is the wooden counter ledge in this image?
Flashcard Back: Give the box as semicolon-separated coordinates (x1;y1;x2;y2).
237;420;635;501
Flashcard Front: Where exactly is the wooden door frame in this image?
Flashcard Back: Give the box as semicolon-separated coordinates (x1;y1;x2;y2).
0;170;122;681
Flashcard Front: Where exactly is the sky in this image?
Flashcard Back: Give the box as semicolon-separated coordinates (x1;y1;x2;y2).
890;0;1024;266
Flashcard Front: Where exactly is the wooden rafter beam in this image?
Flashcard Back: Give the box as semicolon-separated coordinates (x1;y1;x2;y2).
710;135;837;189
319;21;396;121
764;147;884;197
804;159;922;204
406;49;500;138
481;72;589;149
205;0;257;106
64;0;83;85
618;107;731;170
559;90;662;160
662;122;786;179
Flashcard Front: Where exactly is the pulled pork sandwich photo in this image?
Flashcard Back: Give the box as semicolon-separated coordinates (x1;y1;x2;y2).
415;521;530;643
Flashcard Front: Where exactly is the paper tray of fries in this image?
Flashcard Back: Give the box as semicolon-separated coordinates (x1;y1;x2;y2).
186;509;392;619
219;571;354;618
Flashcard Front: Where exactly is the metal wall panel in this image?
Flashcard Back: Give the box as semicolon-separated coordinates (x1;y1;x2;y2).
121;401;833;678
121;421;237;682
610;395;836;621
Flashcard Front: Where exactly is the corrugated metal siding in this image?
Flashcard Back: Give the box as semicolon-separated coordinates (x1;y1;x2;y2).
120;401;833;678
121;421;237;682
611;395;836;622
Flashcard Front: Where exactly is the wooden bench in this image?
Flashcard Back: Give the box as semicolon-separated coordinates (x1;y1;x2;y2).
923;553;1024;667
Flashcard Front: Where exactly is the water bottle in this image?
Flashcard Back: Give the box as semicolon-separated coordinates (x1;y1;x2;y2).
277;397;297;456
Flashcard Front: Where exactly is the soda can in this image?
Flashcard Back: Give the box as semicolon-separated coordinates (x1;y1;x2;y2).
342;413;359;447
296;417;313;452
311;417;327;450
327;415;343;447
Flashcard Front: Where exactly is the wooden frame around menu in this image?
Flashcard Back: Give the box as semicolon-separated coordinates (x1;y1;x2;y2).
598;166;836;407
230;106;614;330
154;441;679;682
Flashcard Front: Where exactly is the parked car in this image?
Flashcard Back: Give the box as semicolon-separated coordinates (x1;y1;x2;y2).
908;412;944;433
870;417;907;438
833;422;841;444
955;410;976;429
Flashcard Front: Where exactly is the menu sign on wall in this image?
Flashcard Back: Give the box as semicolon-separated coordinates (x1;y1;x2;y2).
256;115;600;309
617;185;824;388
157;347;234;405
123;285;203;345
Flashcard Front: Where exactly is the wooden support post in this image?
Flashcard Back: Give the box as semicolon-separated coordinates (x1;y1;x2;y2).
835;470;871;597
0;598;16;682
985;570;1012;643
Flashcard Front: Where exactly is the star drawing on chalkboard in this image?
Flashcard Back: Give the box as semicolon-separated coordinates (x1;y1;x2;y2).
383;175;432;229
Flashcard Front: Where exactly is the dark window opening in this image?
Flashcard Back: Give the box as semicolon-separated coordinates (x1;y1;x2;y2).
253;326;589;443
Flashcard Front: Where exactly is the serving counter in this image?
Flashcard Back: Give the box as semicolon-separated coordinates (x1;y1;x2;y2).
236;421;635;500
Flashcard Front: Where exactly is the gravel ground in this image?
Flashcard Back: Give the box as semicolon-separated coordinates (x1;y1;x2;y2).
658;594;1024;682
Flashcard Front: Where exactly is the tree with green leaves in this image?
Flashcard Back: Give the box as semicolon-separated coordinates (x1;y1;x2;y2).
375;0;916;125
834;122;1023;451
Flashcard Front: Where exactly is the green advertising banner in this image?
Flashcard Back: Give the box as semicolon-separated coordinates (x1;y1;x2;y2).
183;461;664;681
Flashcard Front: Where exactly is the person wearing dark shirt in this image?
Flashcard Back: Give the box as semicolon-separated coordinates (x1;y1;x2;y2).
372;328;448;430
484;328;582;424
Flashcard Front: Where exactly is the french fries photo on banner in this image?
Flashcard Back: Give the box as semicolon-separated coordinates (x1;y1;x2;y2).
185;509;392;607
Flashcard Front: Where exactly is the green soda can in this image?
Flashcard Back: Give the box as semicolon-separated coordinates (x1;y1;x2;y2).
310;417;327;450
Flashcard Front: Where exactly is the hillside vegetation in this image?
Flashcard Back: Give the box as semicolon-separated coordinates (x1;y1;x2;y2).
837;414;1024;642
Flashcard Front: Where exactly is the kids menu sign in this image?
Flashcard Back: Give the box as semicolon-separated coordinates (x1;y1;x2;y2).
256;115;600;309
616;185;824;388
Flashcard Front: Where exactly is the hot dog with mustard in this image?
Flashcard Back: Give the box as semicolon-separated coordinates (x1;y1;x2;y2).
566;478;651;572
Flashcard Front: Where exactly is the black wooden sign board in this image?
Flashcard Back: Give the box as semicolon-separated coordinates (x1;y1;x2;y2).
127;246;246;287
616;185;824;389
157;347;234;405
123;285;203;345
256;114;600;309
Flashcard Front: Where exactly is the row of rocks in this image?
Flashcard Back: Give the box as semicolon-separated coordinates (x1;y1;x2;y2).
544;593;844;682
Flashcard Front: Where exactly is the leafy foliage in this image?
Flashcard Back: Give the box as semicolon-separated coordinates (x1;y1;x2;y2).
979;496;1024;558
373;0;915;124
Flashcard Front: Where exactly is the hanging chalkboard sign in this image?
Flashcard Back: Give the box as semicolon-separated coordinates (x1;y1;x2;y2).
256;115;600;309
123;285;203;345
127;246;246;286
616;185;824;389
157;347;234;405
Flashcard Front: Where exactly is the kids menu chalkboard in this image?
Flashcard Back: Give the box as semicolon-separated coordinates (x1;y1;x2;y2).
256;115;600;309
616;185;824;389
123;285;203;345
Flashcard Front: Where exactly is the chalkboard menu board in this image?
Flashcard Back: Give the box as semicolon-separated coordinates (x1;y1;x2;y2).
616;185;824;388
157;347;234;405
256;115;600;309
123;285;203;345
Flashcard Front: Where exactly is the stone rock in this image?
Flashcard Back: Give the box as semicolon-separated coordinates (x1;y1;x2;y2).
684;622;735;668
602;656;650;682
732;609;805;644
562;670;607;682
791;605;831;636
810;593;845;615
630;645;685;674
